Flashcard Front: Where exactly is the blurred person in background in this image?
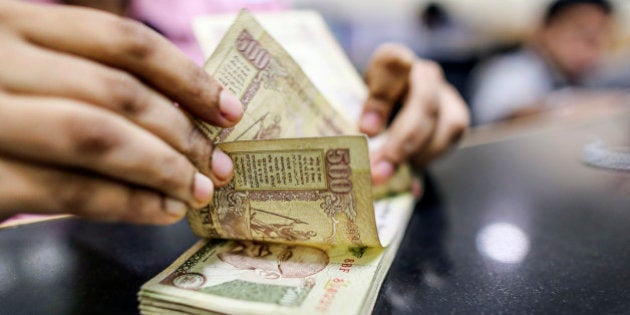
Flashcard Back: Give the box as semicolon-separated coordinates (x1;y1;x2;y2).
0;0;468;224
470;0;614;125
415;2;474;62
413;2;481;98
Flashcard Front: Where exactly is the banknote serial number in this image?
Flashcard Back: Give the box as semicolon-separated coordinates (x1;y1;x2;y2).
338;258;355;273
315;277;347;313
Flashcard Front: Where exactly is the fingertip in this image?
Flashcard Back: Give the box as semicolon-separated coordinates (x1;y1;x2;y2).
192;172;214;207
211;148;234;183
164;198;187;218
219;89;243;125
360;110;384;136
371;159;395;185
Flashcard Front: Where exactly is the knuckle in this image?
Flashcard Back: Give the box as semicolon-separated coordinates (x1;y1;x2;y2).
186;65;216;101
116;188;153;221
64;111;121;156
447;116;469;144
442;83;470;140
111;18;156;60
154;153;190;194
403;146;418;161
123;187;146;213
81;185;153;223
55;176;95;213
102;71;147;115
403;132;423;152
0;2;18;26
450;87;472;125
450;116;468;135
118;191;173;224
422;98;440;120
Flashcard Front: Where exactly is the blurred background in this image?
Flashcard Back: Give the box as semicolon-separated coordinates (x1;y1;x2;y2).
32;0;630;127
290;0;630;103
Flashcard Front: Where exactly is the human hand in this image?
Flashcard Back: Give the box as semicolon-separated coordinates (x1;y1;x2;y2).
360;44;470;184
0;1;243;224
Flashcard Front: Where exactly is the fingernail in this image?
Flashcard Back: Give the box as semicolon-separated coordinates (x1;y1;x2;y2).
219;89;243;122
372;160;395;185
212;149;233;181
164;198;187;217
360;111;382;135
193;172;214;205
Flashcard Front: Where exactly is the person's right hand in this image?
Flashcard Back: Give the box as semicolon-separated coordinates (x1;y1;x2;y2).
0;1;243;224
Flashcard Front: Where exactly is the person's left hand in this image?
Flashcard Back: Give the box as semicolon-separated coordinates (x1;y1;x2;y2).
360;44;470;184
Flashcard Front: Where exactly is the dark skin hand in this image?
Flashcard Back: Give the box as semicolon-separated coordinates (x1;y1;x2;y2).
0;1;243;224
0;2;469;224
361;44;470;184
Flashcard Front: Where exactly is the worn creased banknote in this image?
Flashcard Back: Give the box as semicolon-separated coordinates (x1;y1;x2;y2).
185;10;380;249
192;9;413;200
192;10;368;124
139;194;413;315
188;136;381;249
139;10;416;315
193;10;356;143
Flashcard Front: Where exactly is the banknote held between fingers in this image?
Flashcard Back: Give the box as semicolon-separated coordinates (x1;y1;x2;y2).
0;0;241;223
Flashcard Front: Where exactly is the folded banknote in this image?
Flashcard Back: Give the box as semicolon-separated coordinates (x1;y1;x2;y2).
139;10;415;315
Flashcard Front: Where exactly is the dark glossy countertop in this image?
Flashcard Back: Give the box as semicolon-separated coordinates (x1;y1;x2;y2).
376;110;630;314
1;110;629;315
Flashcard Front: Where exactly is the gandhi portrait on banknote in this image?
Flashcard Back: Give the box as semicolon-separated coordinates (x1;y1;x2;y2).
164;240;330;306
218;241;328;279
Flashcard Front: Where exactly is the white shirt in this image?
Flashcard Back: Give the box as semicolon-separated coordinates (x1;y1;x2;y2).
470;48;567;125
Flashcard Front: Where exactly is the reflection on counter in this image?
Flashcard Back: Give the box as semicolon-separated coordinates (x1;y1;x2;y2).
476;222;530;264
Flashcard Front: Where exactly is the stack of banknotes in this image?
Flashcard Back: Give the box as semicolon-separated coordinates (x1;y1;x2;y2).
138;10;415;315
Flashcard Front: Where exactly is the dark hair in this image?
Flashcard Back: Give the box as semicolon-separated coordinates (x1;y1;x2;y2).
544;0;613;25
421;2;449;30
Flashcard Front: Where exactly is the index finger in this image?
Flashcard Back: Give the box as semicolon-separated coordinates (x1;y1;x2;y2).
6;1;243;127
360;43;415;136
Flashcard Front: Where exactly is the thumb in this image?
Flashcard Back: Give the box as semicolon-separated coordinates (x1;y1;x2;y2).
360;43;415;136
